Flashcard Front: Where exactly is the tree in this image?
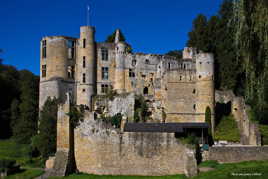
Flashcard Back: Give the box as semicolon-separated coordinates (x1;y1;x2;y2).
0;58;20;139
187;1;241;91
68;104;85;128
33;97;58;158
165;50;183;59
105;29;126;43
187;14;209;52
205;106;212;136
232;0;268;122
13;70;39;144
10;99;19;135
0;49;3;65
105;29;132;53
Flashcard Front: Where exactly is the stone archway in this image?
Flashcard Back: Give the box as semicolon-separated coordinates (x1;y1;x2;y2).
215;90;261;145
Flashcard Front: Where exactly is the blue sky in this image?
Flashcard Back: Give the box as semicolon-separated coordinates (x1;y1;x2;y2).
0;0;223;75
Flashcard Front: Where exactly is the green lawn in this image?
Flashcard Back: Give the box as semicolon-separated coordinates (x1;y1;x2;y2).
1;140;268;179
4;168;44;179
47;160;268;179
49;174;187;179
193;160;268;179
0;139;44;178
0;139;44;168
0;139;30;165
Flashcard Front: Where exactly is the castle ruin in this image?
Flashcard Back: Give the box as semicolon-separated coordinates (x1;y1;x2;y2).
39;26;215;177
39;26;215;123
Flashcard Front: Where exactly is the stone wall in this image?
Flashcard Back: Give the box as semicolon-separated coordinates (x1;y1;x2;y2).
93;93;135;119
39;79;75;110
108;93;135;119
206;146;268;163
49;95;76;177
164;70;196;122
74;116;195;176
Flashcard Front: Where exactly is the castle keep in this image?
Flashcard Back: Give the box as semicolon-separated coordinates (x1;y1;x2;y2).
39;26;215;123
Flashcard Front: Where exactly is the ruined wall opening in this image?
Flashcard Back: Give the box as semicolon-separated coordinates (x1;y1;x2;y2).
215;101;232;126
143;87;148;95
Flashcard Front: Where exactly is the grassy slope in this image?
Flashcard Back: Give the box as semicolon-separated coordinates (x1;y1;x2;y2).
214;115;240;142
0;139;44;179
5;169;44;179
0;139;30;164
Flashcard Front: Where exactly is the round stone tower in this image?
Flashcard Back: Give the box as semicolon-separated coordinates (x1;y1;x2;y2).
40;36;69;81
195;53;215;129
76;26;96;110
39;36;75;110
114;31;126;93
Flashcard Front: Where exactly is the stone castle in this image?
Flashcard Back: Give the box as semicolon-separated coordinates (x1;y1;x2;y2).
39;26;216;177
39;26;214;123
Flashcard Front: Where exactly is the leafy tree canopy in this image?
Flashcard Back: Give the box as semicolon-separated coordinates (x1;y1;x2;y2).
105;29;126;43
166;50;183;59
32;97;58;158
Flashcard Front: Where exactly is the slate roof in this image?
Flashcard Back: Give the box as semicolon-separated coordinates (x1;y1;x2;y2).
124;122;208;133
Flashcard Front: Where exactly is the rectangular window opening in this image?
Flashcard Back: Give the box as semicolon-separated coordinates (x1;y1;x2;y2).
102;67;109;80
42;65;46;78
82;73;86;83
101;84;109;93
42;40;47;58
83;56;86;68
83;39;86;48
101;48;108;61
129;69;135;77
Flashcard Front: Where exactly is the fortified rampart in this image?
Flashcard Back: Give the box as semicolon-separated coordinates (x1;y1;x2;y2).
74;117;195;176
45;96;198;177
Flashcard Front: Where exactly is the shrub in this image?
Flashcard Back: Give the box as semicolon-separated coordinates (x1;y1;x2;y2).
178;134;198;146
103;113;122;128
247;108;258;122
0;159;16;172
67;105;85;128
134;95;149;122
259;125;268;145
205;106;212;136
105;88;118;101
